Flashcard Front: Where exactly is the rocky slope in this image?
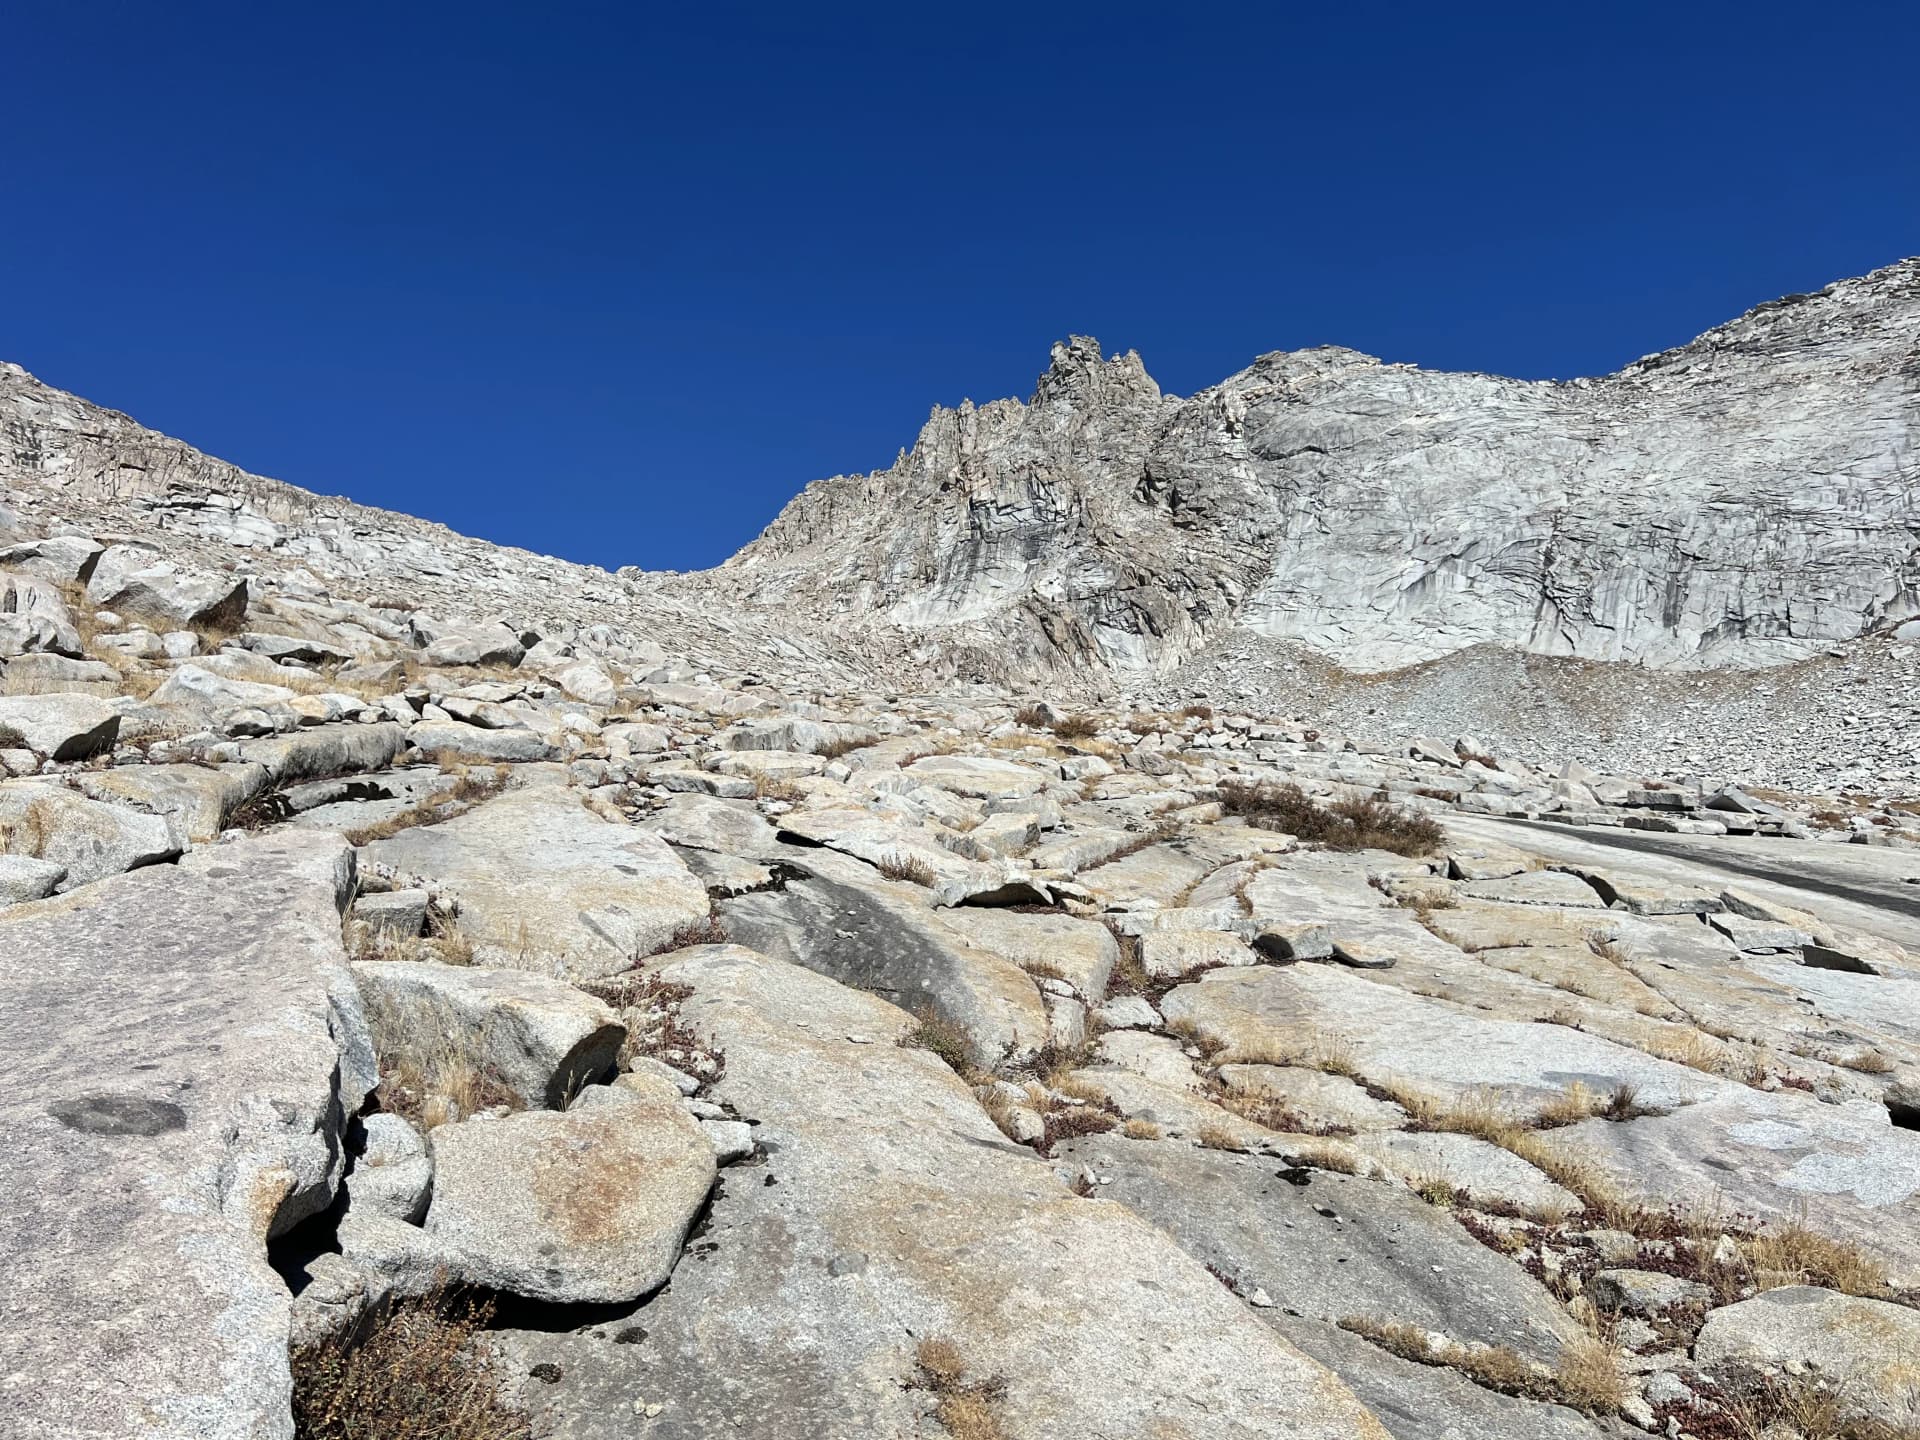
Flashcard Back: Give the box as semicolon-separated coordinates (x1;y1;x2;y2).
711;258;1920;681
1;597;1917;1437
3;283;1920;1437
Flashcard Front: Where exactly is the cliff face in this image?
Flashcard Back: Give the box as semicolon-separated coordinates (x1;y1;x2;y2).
717;260;1920;678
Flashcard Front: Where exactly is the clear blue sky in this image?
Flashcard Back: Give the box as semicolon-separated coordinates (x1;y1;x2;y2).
4;3;1915;572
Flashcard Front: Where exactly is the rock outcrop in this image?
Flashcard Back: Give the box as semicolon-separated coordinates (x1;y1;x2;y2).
714;260;1920;679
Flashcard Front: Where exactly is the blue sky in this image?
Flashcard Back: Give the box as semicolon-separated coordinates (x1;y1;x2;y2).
4;3;1915;571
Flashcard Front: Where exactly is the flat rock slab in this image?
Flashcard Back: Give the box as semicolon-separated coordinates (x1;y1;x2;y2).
0;831;373;1440
364;786;709;978
932;905;1119;1001
1077;842;1213;908
423;1080;716;1304
501;944;1392;1440
1160;964;1733;1115
1461;869;1608;907
352;960;624;1109
645;790;780;857
1218;1063;1409;1132
76;760;270;845
1693;1286;1920;1427
1355;1131;1581;1217
1055;1137;1584;1364
775;804;1034;906
1543;1090;1920;1284
904;752;1051;799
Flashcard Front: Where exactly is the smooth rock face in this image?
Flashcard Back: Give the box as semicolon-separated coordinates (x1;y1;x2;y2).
718;846;1049;1066
503;944;1391;1440
423;1078;715;1304
0;780;180;888
364;786;710;978
1056;1137;1585;1363
0;831;371;1440
352;960;625;1109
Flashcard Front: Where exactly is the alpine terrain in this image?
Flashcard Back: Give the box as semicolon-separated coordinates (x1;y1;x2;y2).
2;260;1919;1440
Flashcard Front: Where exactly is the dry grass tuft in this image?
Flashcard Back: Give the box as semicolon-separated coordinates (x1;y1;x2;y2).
899;1010;979;1081
912;1337;1009;1440
1339;1316;1624;1415
291;1286;530;1440
1220;779;1443;856
580;970;727;1087
877;851;938;886
1122;1118;1163;1140
1196;1121;1246;1151
751;772;806;803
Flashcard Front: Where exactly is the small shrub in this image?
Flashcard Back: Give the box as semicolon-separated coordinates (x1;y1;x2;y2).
1179;703;1213;721
1050;713;1100;740
814;735;866;760
1837;1049;1896;1075
291;1286;530;1440
1012;704;1050;729
1219;780;1443;857
0;723;25;748
1122;1118;1163;1140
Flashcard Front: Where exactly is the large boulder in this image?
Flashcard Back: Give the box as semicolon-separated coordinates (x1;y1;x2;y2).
418;619;527;668
0;831;373;1440
0;693;119;760
421;1077;715;1303
362;786;710;978
84;543;249;630
0;853;66;904
150;663;300;714
0;534;104;584
352;960;624;1109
